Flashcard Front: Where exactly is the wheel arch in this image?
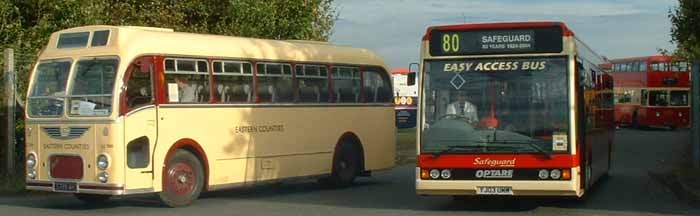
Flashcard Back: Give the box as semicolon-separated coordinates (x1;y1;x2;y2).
162;138;210;191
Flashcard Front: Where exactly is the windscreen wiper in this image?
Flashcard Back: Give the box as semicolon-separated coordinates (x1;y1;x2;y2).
431;142;521;159
487;139;552;159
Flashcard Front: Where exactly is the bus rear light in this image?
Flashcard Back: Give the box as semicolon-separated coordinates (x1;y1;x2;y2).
562;169;571;180
27;170;37;179
98;172;109;183
420;168;430;179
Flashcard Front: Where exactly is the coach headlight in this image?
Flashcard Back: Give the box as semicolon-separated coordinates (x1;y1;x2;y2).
27;170;37;179
440;169;452;179
656;112;661;117
550;169;562;179
429;169;440;179
98;172;109;183
26;153;37;169
538;169;549;180
97;154;109;170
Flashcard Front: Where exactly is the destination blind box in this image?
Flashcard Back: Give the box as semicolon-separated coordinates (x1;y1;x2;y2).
429;26;563;56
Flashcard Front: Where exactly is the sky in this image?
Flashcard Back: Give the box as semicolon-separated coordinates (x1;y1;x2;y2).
330;0;679;69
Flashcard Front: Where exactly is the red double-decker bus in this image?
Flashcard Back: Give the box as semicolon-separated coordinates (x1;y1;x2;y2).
607;56;690;129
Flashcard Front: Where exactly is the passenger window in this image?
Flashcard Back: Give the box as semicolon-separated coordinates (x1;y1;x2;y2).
126;62;153;110
213;60;253;103
256;63;293;103
362;68;392;103
164;58;210;103
295;64;329;103
332;66;360;103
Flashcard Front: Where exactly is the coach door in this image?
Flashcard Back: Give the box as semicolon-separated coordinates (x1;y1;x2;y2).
123;57;157;190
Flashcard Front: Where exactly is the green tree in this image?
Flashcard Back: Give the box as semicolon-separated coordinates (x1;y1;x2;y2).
669;0;700;60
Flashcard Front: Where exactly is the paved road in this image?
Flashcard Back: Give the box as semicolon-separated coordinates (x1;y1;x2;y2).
1;128;698;216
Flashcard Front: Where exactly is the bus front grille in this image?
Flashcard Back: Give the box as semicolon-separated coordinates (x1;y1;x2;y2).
49;155;84;180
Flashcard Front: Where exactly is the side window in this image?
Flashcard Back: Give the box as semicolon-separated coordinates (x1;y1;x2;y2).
362;67;392;103
164;58;210;103
295;64;329;103
640;61;647;72
641;90;648;106
256;63;293;103
332;66;360;103
126;62;153;110
213;60;253;103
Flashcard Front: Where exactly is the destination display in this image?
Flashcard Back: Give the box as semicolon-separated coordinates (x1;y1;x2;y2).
429;26;563;56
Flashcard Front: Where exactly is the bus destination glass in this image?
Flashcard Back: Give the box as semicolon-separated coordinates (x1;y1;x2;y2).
429;26;563;56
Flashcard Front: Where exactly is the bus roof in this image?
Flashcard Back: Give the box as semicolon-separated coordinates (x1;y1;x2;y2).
422;21;574;41
609;55;683;63
39;25;388;68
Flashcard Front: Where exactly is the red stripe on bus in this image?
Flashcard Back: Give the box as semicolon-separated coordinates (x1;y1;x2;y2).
417;154;580;169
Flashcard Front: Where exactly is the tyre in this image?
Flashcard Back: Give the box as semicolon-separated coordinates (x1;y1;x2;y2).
74;194;111;204
159;149;205;207
329;143;360;187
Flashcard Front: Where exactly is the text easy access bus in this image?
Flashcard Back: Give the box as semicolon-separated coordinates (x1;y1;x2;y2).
24;25;395;207
413;22;614;198
392;68;418;128
605;56;690;129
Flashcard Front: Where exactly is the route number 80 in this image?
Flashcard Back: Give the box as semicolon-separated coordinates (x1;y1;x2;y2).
442;34;459;53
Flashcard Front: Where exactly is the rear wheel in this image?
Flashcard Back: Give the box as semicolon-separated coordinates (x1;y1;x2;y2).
159;150;204;207
74;194;111;204
328;143;360;187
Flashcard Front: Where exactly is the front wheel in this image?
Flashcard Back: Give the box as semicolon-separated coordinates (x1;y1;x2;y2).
328;144;360;187
74;194;111;204
159;150;205;208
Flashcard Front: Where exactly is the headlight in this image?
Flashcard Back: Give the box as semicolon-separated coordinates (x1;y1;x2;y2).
26;154;36;169
98;172;109;183
97;154;109;170
27;170;37;179
538;169;549;179
429;169;440;179
550;169;562;179
656;112;661;117
440;169;452;179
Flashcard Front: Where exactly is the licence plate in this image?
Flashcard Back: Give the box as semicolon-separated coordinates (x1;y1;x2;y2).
477;186;513;195
54;182;78;192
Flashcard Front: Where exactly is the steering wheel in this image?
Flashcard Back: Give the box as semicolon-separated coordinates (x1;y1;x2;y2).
437;114;476;123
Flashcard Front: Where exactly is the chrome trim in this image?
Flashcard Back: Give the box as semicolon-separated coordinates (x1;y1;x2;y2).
42;126;89;139
78;188;123;195
159;103;394;108
123;188;154;195
26;186;54;192
27;119;118;124
125;105;155;117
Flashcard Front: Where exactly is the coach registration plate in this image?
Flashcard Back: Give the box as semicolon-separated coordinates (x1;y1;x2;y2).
477;186;513;195
54;182;77;192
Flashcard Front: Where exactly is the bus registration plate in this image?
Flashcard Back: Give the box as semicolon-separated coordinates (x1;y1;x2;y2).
477;186;513;195
54;182;77;192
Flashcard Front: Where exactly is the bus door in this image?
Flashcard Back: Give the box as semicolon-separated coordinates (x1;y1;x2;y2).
123;57;157;190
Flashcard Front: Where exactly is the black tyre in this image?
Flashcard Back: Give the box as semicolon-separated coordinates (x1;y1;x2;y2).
159;150;205;207
74;194;111;204
329;143;360;187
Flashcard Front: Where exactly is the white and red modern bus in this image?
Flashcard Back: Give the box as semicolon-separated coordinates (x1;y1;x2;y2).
413;22;614;198
392;68;418;128
605;56;690;129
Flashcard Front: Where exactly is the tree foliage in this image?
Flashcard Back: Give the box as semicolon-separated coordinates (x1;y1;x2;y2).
0;0;337;98
669;0;700;60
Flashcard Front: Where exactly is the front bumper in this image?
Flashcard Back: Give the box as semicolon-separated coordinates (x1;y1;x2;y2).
415;167;582;197
26;180;151;195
